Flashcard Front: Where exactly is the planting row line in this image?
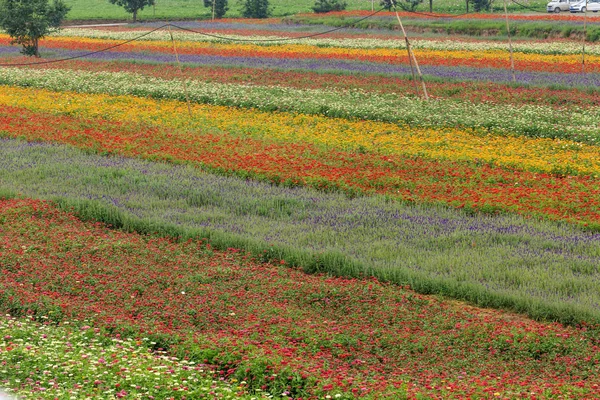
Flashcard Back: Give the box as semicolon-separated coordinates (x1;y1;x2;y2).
3;116;600;325
3;34;600;75
39;28;600;56
2;138;600;323
2;197;600;398
8;58;600;108
4;43;598;89
0;69;598;146
2;87;600;217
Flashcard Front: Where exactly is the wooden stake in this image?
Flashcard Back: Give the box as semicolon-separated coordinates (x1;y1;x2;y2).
212;0;216;21
502;0;516;83
392;2;429;100
582;0;588;74
168;25;193;118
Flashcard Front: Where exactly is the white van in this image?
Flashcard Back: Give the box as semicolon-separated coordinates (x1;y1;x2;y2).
547;0;571;12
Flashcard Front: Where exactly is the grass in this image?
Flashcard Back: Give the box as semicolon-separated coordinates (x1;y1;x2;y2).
285;15;600;40
63;0;382;21
1;138;600;326
62;0;549;22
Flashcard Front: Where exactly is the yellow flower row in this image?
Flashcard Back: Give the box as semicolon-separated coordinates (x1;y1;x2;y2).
1;85;598;177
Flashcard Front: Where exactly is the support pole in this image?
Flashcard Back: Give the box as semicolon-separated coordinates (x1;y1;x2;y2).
392;1;429;100
212;0;216;21
168;25;193;118
502;0;516;83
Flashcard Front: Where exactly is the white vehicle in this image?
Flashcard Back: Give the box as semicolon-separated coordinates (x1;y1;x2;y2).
570;0;600;12
547;0;570;12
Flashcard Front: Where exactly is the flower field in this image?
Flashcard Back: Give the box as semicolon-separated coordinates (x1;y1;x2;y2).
3;197;600;399
1;15;600;399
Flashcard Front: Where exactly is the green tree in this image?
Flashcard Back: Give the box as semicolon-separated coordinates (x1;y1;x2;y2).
382;0;423;12
239;0;270;18
0;0;69;57
380;0;393;10
470;0;492;11
312;0;347;13
108;0;154;22
203;0;228;18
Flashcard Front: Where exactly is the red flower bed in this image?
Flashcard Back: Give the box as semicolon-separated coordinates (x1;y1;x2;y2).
1;104;600;227
2;197;600;398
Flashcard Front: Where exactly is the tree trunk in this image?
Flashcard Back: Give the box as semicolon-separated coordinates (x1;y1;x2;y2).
466;0;469;12
34;37;39;58
133;9;138;22
429;0;432;12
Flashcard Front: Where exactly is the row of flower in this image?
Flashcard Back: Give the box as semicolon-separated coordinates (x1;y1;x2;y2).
4;41;598;88
32;28;600;56
10;58;600;108
1;88;599;228
2;197;600;399
3;33;600;73
1;68;598;148
2;137;599;323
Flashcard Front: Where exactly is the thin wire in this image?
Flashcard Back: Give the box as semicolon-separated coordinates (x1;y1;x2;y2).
0;24;170;67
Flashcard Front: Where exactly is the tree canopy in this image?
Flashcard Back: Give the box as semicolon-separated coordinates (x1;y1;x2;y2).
382;0;424;11
240;0;270;18
0;0;70;57
203;0;229;19
313;0;347;13
108;0;154;22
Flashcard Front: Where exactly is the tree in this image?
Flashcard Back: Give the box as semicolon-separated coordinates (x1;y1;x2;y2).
0;0;69;57
381;0;422;12
108;0;154;22
239;0;270;18
380;0;393;10
470;0;492;11
312;0;347;13
203;0;228;19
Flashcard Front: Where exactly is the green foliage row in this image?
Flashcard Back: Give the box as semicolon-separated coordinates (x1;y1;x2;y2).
285;15;600;41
